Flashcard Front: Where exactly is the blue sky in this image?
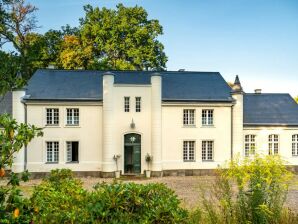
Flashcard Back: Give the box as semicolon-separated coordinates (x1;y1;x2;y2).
28;0;297;97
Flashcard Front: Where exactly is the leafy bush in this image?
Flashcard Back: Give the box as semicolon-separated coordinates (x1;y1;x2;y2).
30;169;188;223
30;169;89;223
88;182;189;223
192;154;296;224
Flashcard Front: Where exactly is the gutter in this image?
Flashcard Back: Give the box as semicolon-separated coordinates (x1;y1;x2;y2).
23;101;28;171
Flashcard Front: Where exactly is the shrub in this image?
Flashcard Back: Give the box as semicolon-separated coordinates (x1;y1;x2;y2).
192;154;296;224
30;169;89;223
87;182;189;223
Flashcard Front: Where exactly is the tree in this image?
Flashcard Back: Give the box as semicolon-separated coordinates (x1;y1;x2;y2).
294;96;298;104
0;0;39;99
0;114;43;222
75;4;167;70
0;0;38;80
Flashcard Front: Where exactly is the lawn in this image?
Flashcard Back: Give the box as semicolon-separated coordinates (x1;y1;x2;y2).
4;175;298;212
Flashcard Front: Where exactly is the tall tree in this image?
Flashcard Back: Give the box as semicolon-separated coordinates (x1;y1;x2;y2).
294;96;298;104
76;4;167;70
0;0;38;98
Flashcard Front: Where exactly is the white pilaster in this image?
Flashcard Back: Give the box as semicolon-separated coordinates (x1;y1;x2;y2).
102;73;116;172
12;90;26;173
232;91;244;158
151;74;162;171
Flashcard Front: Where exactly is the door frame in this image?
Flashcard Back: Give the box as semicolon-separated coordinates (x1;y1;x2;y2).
123;132;142;174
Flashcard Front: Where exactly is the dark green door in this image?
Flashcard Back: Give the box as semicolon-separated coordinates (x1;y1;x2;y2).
124;134;141;174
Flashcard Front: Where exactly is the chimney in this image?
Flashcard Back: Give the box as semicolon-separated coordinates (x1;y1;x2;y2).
255;89;262;94
47;64;56;69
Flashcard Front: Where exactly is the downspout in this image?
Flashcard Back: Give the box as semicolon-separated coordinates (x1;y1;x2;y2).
231;105;234;160
23;101;28;171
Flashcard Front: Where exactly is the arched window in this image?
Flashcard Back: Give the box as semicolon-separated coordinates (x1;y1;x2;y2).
292;135;298;156
244;135;256;157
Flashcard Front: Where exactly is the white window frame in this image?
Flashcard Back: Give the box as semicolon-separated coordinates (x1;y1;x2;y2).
66;141;79;163
202;140;214;161
244;135;256;157
66;108;79;126
46;108;59;125
292;134;298;156
46;141;59;163
183;109;195;126
202;109;213;126
183;141;195;162
268;134;279;155
136;97;141;112
124;97;130;112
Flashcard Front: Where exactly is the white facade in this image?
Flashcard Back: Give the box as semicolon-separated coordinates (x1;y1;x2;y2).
11;73;298;175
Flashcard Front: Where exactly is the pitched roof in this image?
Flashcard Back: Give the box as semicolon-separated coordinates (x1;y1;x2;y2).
244;93;298;126
25;69;233;102
0;92;12;115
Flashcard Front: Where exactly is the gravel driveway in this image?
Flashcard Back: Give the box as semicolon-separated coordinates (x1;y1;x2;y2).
8;175;298;211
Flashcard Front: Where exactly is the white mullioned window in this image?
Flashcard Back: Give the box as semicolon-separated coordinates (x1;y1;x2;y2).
202;141;214;161
244;135;256;157
136;97;141;112
269;134;279;155
124;97;130;112
183;141;195;161
66;108;79;125
202;109;213;126
46;108;59;125
292;134;298;156
46;142;59;163
183;109;195;126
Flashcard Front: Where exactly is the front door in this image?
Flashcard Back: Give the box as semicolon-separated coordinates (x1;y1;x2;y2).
124;134;141;173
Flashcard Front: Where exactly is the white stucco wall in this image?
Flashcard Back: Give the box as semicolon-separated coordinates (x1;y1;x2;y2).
243;127;298;165
162;104;233;170
25;103;102;172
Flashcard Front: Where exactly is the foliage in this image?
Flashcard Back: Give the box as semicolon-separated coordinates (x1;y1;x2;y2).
30;169;188;223
192;154;296;224
0;114;43;223
0;1;168;97
88;182;189;223
294;96;298;104
77;4;167;70
31;169;89;224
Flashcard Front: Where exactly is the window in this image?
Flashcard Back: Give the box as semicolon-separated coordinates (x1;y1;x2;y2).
202;109;213;126
269;134;279;155
67;142;79;162
202;141;214;161
66;108;79;125
292;135;298;156
46;142;59;163
183;109;195;126
183;141;195;161
46;108;59;125
124;97;130;112
136;97;141;112
244;135;256;157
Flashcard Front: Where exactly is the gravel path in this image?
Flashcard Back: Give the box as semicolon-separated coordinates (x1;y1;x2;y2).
2;175;298;211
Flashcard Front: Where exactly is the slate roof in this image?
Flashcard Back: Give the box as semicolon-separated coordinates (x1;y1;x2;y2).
25;69;233;102
244;93;298;126
0;92;12;115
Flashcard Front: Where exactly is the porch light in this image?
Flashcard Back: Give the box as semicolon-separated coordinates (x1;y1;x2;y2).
130;119;135;129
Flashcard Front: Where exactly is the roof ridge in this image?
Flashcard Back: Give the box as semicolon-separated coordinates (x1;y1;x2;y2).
37;68;220;74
